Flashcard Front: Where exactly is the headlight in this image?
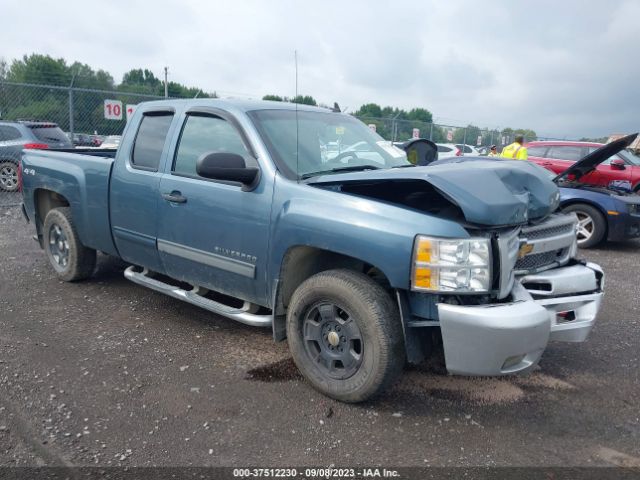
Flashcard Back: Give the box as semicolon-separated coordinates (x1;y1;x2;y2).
628;203;640;216
411;236;492;293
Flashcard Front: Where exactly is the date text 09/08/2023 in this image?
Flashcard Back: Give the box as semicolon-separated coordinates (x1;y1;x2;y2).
233;467;401;478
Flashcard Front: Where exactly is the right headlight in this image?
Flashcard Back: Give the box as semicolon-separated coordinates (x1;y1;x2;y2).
411;235;492;293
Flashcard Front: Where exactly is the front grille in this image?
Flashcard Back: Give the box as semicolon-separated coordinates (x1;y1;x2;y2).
515;250;566;271
514;214;577;275
522;222;574;240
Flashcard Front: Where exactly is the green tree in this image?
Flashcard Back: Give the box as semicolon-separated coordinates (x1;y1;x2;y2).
263;94;284;102
119;68;162;95
406;107;433;124
6;54;71;86
291;94;317;106
453;124;481;145
354;103;383;118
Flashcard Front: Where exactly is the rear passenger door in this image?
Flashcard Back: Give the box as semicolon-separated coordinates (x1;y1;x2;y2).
156;108;272;306
545;146;585;176
110;109;176;272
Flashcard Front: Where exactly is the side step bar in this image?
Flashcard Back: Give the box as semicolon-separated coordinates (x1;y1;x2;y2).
124;266;272;328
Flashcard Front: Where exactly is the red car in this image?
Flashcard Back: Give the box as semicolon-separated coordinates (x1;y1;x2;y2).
526;140;640;192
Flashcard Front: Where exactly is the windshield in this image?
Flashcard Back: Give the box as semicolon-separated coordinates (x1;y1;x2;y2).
618;149;640;166
249;109;410;179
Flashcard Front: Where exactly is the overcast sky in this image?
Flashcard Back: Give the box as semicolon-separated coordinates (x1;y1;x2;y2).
2;0;639;138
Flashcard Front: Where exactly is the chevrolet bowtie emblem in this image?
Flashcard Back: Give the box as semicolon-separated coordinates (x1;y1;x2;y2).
518;243;534;258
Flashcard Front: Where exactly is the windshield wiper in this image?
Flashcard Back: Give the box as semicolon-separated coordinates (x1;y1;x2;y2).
392;164;416;168
301;164;380;179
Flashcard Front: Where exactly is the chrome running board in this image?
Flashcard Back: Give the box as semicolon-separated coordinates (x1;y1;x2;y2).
124;266;272;328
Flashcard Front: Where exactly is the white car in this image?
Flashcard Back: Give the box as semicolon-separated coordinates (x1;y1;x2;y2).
436;143;462;158
100;135;122;149
456;144;481;156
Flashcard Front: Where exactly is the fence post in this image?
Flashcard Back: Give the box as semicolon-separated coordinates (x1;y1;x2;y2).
68;88;74;138
462;127;467;155
429;122;433;141
68;73;76;138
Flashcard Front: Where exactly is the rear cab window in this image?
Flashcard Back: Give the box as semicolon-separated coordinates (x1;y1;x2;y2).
131;113;174;171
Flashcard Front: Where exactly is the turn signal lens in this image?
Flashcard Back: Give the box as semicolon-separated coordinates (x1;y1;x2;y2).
414;267;433;289
415;238;432;263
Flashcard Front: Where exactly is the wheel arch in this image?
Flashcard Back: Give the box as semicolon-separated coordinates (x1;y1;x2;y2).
33;188;71;247
271;245;393;341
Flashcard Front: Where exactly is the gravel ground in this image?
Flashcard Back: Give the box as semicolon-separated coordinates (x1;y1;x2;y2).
1;205;639;468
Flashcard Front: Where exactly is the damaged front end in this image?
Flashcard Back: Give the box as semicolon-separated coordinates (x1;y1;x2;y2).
309;162;604;376
438;213;603;376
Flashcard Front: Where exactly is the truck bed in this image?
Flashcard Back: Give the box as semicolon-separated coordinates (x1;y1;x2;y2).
21;149;118;256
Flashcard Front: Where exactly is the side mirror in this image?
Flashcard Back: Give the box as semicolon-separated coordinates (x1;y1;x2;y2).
610;158;626;170
196;152;259;187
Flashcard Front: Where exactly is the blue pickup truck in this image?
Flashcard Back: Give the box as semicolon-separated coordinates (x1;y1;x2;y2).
20;99;604;402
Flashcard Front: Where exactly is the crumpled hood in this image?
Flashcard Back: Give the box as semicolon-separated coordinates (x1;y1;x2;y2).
306;160;560;226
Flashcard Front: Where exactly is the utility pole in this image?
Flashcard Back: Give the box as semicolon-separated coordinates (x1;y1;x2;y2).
164;66;169;98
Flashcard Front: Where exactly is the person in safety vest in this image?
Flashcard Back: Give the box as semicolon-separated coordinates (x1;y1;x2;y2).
487;145;499;157
500;135;528;160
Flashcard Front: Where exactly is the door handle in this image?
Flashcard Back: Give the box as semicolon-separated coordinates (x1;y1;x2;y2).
162;191;187;204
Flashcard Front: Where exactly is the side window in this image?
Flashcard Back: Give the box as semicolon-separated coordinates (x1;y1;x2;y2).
0;126;22;142
527;146;548;157
547;146;583;162
588;146;617;165
437;145;451;153
173;115;250;177
131;113;174;171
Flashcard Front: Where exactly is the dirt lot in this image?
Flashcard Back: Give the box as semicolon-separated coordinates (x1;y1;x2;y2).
1;205;639;468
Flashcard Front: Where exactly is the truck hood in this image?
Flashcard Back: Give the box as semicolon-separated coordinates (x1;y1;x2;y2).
553;133;638;183
306;160;560;227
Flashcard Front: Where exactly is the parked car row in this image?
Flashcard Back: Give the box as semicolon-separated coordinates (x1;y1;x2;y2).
0;120;72;192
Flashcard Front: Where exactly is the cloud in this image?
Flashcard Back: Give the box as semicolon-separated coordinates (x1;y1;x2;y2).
1;0;638;137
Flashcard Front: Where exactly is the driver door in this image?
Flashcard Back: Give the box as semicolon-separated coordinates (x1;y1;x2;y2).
156;109;272;306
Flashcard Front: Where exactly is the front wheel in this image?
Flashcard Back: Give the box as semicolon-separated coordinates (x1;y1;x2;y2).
286;269;405;403
0;161;19;192
43;207;96;281
562;203;606;248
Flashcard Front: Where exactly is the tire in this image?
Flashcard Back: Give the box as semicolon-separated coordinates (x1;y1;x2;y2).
0;161;19;192
286;269;405;403
562;203;606;248
43;207;96;281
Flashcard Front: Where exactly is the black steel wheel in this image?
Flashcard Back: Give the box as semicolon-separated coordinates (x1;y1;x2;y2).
43;207;96;281
287;269;404;403
302;302;364;380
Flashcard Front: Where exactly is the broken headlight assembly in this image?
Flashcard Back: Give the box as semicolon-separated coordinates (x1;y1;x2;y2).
411;236;491;293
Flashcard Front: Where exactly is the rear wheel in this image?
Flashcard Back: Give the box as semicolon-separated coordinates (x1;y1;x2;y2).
43;207;96;281
562;203;606;248
286;269;404;403
0;161;19;192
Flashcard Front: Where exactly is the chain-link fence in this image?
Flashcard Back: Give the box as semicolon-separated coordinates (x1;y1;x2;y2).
0;80;582;207
353;116;565;147
0;81;167;205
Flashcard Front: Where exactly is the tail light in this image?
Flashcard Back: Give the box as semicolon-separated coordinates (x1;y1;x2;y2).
455;148;462;156
23;143;49;149
17;159;23;192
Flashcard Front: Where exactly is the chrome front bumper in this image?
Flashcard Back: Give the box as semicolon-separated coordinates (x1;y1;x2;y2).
438;262;603;376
